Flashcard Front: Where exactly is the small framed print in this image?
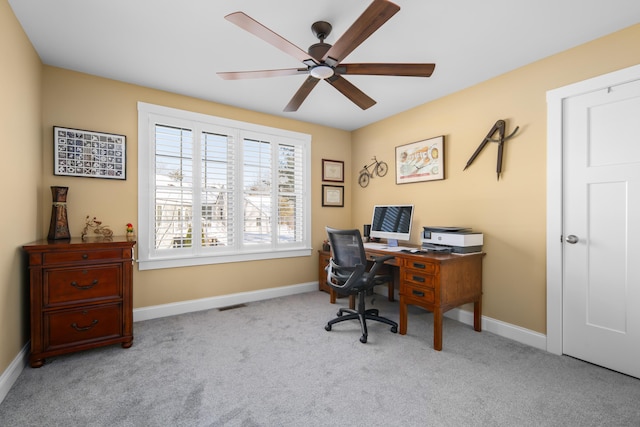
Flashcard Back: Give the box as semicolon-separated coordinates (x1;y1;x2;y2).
322;185;344;207
322;159;344;182
54;126;126;180
396;135;444;184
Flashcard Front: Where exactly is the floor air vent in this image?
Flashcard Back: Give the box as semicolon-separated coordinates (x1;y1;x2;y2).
218;304;247;311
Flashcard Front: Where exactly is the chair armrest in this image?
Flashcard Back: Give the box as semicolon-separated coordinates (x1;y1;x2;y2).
371;254;394;263
368;254;394;275
326;259;366;292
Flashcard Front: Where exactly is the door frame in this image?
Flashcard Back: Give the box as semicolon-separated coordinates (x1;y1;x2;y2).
546;64;640;355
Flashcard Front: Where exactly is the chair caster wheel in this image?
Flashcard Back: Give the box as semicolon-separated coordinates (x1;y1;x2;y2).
391;326;398;333
325;324;332;331
336;311;343;317
360;336;367;343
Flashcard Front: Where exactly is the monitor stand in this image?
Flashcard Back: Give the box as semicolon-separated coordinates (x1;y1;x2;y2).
387;239;398;247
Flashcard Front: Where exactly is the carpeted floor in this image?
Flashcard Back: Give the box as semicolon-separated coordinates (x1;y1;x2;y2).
1;291;639;426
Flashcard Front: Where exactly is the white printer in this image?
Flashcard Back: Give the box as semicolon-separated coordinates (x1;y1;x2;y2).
421;226;483;253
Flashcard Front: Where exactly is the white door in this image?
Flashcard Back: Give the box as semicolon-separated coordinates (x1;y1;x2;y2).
562;78;640;378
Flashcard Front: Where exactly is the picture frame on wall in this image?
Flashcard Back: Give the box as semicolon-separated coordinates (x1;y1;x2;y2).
322;185;344;207
53;126;126;180
322;159;344;182
395;135;444;184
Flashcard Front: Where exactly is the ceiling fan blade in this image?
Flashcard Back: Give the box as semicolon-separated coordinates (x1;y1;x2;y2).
225;12;317;65
218;68;309;80
322;0;400;66
326;75;376;110
284;76;320;112
339;63;435;77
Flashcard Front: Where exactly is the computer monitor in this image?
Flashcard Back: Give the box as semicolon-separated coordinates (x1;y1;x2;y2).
369;204;414;246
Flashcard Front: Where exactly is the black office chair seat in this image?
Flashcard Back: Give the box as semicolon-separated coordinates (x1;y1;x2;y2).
324;227;398;343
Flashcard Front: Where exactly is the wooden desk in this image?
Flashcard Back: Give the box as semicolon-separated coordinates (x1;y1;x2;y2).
318;248;483;350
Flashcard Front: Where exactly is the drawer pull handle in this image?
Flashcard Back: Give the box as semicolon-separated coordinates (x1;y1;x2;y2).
413;262;425;269
412;290;425;297
70;279;98;290
71;319;98;331
412;275;425;283
82;253;89;259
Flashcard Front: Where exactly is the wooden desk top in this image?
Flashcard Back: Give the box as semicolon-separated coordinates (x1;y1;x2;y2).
363;246;484;264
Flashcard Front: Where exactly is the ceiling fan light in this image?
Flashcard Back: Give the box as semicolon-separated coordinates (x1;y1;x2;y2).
310;65;334;80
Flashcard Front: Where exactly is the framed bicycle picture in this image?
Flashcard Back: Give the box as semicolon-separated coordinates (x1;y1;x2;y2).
54;126;126;180
395;135;444;184
322;159;344;182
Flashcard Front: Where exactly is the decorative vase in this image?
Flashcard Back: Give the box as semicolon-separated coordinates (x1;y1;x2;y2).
47;186;70;240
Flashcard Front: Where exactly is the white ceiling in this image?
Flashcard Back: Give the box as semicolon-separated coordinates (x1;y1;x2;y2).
9;0;640;131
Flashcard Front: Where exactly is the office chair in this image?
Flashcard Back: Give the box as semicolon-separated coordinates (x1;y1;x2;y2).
324;227;398;343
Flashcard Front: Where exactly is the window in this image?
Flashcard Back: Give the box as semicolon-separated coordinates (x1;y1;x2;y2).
137;102;312;270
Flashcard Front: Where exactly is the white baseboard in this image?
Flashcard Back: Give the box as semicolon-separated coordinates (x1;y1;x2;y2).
375;287;547;350
444;307;547;350
0;343;28;405
133;281;318;322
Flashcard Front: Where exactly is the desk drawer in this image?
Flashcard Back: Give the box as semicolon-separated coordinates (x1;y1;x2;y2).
402;283;435;304
402;270;435;288
403;258;436;273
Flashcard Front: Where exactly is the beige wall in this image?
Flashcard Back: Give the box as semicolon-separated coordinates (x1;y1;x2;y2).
0;0;43;373
352;23;640;333
2;0;639;377
41;67;352;308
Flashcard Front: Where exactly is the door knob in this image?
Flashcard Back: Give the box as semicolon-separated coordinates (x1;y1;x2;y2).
565;235;579;244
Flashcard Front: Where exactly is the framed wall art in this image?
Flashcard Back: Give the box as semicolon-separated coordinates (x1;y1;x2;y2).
322;159;344;182
322;185;344;207
395;135;444;184
54;126;126;180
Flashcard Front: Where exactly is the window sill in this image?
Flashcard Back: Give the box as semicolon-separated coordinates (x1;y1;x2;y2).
137;247;313;270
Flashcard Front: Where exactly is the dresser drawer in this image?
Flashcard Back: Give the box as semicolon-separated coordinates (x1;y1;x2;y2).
401;269;436;288
44;248;124;265
403;258;437;274
44;265;121;307
45;304;122;349
401;282;435;304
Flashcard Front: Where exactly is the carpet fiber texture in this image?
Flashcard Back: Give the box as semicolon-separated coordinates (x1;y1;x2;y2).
1;291;639;426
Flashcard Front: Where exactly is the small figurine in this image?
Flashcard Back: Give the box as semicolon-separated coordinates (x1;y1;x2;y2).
81;215;114;240
126;223;134;237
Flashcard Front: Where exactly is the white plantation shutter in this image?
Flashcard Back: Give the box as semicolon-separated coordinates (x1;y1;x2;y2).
154;125;193;249
137;103;311;270
201;131;235;248
278;143;305;244
243;137;272;245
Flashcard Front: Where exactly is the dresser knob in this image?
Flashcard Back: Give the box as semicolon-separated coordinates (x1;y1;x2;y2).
82;253;89;259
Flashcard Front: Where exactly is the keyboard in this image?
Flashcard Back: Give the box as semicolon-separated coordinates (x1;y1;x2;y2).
363;242;413;252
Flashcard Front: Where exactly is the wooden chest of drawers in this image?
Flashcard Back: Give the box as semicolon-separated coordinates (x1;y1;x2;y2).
23;237;136;368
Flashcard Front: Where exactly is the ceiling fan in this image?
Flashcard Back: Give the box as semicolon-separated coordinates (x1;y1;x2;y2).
217;0;435;112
